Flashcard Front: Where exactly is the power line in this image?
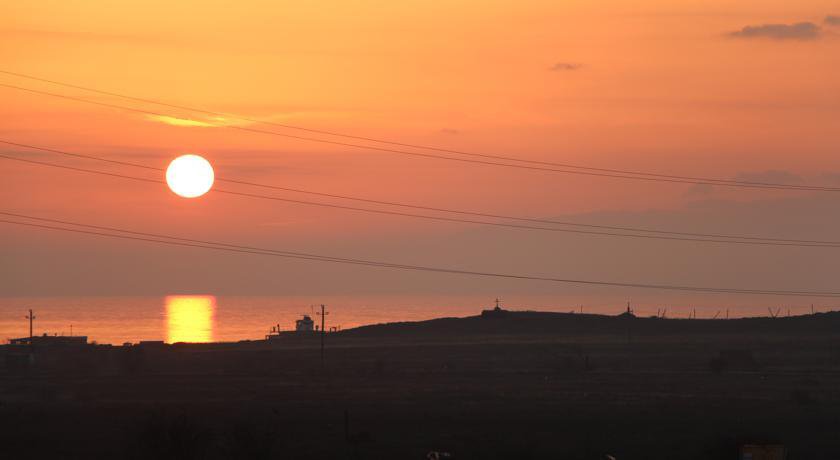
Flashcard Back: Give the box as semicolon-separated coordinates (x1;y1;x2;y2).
2;215;839;298
4;139;834;244
4;149;840;249
4;139;840;246
2;68;834;191
1;79;837;192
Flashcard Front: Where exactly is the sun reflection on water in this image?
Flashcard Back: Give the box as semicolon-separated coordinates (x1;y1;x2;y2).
165;295;215;343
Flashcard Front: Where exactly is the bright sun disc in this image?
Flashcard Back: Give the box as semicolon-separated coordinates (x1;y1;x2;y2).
166;154;214;198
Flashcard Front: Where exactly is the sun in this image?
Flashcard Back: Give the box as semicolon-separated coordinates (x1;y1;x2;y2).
166;154;215;198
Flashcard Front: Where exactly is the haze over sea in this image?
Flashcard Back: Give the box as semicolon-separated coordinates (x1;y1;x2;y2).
1;295;834;345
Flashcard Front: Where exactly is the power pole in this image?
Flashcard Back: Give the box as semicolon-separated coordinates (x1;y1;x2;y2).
317;304;329;368
26;309;35;341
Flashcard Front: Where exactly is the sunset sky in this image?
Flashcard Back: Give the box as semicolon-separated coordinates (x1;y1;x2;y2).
2;1;840;308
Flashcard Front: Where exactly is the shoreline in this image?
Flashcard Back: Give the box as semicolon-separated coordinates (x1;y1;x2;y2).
5;308;839;348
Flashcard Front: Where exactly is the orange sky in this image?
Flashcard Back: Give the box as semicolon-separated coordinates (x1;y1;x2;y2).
1;1;840;304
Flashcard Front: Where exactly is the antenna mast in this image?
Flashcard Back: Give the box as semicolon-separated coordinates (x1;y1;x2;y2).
26;309;35;341
317;304;329;368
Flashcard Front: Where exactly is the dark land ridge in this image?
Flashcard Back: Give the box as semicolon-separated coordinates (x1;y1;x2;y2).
2;309;840;459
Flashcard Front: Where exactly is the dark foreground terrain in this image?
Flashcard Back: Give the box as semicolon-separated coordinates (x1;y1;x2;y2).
2;310;840;459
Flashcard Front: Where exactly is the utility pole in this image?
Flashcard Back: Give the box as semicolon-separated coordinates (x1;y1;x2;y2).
26;309;35;341
317;304;329;368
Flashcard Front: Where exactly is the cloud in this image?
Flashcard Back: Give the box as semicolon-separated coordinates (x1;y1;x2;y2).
549;62;582;71
734;170;802;184
729;22;820;40
146;115;214;127
439;128;460;135
145;114;252;128
683;170;804;199
826;15;840;26
144;109;348;129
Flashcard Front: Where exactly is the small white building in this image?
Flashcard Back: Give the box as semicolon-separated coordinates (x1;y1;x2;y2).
296;315;315;332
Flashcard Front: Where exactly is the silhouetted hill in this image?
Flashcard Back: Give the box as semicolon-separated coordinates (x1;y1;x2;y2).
337;310;840;338
4;309;840;459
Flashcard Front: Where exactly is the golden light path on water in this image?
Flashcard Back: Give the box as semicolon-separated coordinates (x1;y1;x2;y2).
165;295;216;343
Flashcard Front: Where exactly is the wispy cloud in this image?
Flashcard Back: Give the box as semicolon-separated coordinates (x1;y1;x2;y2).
146;115;214;128
144;109;352;129
684;170;804;199
729;22;821;40
145;114;251;128
826;15;840;26
549;62;582;71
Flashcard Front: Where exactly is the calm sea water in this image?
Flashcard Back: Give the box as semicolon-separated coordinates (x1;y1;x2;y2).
0;295;831;345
